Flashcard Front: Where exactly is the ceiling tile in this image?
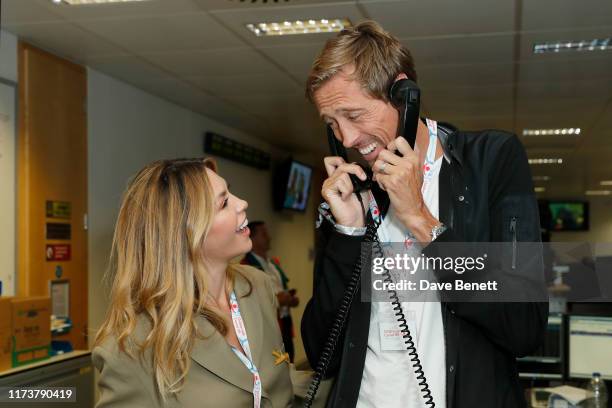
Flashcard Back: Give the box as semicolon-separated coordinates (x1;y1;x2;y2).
86;55;170;85
44;0;200;21
208;1;365;47
517;58;612;83
75;12;245;54
405;33;515;67
193;0;349;12
1;0;64;24
6;22;125;60
257;43;324;76
359;0;515;38
518;27;612;63
522;0;612;31
186;72;302;96
141;48;280;76
418;63;514;88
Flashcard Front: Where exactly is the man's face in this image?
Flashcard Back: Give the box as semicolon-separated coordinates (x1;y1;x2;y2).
252;224;271;252
313;66;399;165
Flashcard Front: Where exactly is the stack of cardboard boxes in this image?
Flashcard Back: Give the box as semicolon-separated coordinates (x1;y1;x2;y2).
0;296;51;372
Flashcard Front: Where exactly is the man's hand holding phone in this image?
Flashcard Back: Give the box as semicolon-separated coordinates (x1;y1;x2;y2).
322;156;369;228
373;136;440;242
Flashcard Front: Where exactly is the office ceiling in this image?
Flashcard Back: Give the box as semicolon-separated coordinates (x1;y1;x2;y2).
2;0;612;199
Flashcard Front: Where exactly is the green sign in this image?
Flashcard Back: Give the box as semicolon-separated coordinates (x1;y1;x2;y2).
204;132;270;170
46;201;71;219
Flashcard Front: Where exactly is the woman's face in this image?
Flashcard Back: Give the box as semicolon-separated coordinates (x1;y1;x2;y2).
203;168;252;263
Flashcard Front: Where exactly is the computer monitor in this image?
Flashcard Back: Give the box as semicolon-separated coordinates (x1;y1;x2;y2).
568;315;612;380
517;314;564;379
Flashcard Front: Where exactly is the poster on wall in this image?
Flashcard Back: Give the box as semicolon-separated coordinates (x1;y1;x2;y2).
0;80;16;296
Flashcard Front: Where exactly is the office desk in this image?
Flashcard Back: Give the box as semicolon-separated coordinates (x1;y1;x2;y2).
0;350;94;407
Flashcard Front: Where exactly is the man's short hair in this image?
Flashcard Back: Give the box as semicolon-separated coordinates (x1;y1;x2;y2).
247;221;265;237
306;20;417;103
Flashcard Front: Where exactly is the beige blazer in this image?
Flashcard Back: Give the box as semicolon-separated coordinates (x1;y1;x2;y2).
93;265;293;407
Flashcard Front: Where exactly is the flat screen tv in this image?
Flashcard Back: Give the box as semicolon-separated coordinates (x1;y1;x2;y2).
548;201;589;231
273;159;313;212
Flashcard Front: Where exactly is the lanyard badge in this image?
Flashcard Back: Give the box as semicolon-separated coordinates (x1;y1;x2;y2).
229;291;262;408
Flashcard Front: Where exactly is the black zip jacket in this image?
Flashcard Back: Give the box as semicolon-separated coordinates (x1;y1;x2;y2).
302;122;549;408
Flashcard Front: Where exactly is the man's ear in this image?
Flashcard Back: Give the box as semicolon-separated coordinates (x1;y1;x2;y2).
394;73;409;82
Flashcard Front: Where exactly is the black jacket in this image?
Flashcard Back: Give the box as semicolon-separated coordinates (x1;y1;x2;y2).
302;123;549;408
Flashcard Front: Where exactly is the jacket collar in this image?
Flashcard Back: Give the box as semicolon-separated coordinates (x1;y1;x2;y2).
190;269;267;397
436;121;463;167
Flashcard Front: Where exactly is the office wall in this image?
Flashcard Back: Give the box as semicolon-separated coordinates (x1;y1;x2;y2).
0;30;18;82
550;198;612;256
87;69;317;363
0;30;17;296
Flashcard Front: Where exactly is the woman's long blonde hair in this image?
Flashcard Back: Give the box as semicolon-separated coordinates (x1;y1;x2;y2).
95;158;236;399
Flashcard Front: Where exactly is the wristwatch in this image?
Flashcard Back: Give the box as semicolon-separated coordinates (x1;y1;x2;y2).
430;223;447;241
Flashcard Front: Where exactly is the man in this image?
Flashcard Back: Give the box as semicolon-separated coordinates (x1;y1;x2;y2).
301;21;547;407
242;221;299;362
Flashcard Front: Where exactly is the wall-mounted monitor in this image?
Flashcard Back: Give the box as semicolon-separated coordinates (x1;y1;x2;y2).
273;159;313;212
547;201;589;231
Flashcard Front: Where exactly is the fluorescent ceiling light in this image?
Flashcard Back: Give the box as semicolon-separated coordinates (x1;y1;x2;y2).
534;187;546;193
246;18;352;37
523;128;581;136
529;158;563;165
534;38;611;54
53;0;151;5
533;176;551;182
585;190;611;196
600;180;612;186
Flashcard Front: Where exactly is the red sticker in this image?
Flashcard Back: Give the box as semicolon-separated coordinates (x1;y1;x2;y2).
46;244;71;261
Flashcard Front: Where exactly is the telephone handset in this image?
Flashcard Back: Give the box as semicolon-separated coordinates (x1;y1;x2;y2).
305;79;435;408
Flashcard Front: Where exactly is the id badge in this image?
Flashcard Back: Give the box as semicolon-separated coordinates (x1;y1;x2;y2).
379;315;418;351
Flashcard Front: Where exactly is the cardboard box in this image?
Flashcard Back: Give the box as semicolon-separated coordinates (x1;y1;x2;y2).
0;297;12;371
10;296;51;366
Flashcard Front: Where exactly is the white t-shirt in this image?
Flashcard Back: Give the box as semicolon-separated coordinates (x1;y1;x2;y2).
357;156;446;408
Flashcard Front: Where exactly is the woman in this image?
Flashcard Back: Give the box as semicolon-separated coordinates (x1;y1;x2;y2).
93;158;293;407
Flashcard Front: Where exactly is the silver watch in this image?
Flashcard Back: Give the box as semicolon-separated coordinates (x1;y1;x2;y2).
430;223;447;241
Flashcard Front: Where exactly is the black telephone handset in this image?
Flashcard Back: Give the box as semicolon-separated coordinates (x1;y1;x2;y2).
305;79;435;408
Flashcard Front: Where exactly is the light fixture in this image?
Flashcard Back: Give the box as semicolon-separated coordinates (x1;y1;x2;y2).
246;18;351;37
533;176;551;182
528;158;563;165
523;128;581;136
585;190;611;196
534;187;546;193
600;180;612;186
534;38;611;54
52;0;151;5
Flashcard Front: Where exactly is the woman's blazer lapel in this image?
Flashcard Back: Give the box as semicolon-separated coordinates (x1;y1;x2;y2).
189;272;266;397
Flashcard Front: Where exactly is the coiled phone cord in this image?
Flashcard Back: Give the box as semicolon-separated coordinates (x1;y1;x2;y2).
304;195;435;408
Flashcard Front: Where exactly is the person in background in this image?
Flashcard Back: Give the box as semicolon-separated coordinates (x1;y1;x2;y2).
242;221;299;362
93;158;292;408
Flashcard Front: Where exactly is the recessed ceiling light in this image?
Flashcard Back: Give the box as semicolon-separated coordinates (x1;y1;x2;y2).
529;158;563;165
246;18;351;37
585;190;611;196
534;38;611;54
600;180;612;186
523;128;581;136
52;0;151;4
533;176;551;182
534;187;546;193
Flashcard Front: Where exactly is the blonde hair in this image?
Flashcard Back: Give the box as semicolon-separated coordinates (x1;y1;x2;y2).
95;158;246;399
306;20;417;102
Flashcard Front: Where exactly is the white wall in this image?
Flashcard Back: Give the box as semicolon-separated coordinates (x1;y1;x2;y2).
0;30;18;82
0;30;17;297
87;69;317;363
